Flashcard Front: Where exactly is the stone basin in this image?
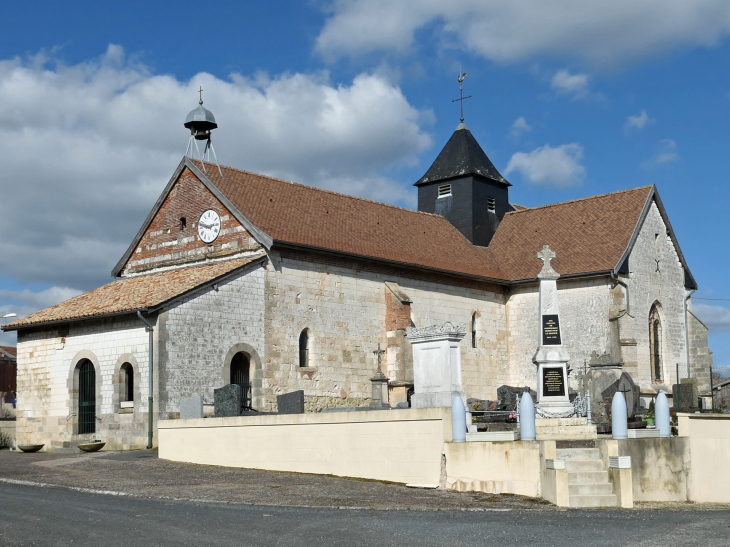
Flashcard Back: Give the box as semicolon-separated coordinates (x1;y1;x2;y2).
78;441;105;452
18;444;44;453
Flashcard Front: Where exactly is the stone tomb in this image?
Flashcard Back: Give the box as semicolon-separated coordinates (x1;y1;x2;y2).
180;395;204;420
214;384;243;417
277;390;305;414
405;322;467;408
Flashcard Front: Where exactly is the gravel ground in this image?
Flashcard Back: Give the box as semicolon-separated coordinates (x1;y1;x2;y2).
0;449;552;511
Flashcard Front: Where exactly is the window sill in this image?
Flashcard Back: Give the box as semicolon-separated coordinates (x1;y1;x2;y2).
118;408;134;414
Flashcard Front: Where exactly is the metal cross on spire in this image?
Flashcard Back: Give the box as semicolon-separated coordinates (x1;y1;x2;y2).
373;343;386;375
451;71;472;123
198;86;204;105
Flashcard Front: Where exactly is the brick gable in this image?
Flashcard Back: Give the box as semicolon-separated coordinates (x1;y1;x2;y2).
120;167;262;276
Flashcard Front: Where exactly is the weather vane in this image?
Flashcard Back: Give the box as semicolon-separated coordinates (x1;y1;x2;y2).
198;86;204;105
451;71;471;123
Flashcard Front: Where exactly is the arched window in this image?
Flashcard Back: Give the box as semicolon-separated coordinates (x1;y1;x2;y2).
78;359;96;434
471;313;478;348
299;329;309;368
120;362;134;403
649;305;663;383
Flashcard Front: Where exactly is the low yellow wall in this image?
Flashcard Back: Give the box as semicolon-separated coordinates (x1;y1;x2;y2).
158;408;451;486
444;441;542;498
678;413;730;503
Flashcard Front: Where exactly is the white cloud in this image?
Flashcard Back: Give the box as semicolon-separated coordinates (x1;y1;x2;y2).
316;1;730;68
509;116;532;138
505;143;585;187
625;110;654;131
550;70;590;100
0;286;82;345
641;139;679;169
0;45;431;294
693;303;730;332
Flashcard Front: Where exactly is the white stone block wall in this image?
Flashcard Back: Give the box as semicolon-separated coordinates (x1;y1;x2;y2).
15;318;150;450
159;263;266;415
620;201;688;388
263;251;506;409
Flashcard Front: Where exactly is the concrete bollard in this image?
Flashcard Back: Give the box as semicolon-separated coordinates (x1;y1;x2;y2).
655;392;671;438
452;396;466;442
520;392;536;441
612;391;628;440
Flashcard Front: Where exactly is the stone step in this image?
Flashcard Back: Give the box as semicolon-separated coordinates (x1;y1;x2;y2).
556;448;601;460
568;471;609;484
569;494;618;508
535;417;587;427
535;425;598;441
564;459;604;472
569;483;615;496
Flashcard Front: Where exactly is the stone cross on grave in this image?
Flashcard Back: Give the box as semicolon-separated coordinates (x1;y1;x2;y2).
373;343;386;375
538;245;557;277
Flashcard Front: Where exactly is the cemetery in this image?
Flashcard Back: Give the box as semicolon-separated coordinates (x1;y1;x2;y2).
159;246;730;509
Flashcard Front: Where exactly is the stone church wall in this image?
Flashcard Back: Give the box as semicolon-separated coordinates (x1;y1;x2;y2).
505;278;614;393
618;201;689;390
158;262;266;415
15;318;150;451
687;310;712;396
263;250;507;411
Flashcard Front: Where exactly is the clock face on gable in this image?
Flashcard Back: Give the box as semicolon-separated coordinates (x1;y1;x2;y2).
198;209;221;243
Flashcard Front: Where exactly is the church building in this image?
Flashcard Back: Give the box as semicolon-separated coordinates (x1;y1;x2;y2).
3;107;712;450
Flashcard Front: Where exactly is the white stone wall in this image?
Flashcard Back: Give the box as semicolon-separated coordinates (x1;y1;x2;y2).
505;278;613;392
619;201;688;388
263;252;506;408
15;318;150;450
159;263;266;414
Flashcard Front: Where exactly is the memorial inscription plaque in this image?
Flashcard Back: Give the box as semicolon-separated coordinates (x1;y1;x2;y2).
542;367;566;397
541;314;561;346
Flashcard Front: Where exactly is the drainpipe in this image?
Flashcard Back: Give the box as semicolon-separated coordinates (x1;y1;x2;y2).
610;271;631;317
137;311;154;449
684;289;696;383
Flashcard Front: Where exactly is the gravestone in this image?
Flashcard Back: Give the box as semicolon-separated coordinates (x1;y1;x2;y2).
586;351;623;425
673;379;698;412
214;384;242;417
601;373;640;418
277;390;305;414
180;395;204;420
497;386;536;411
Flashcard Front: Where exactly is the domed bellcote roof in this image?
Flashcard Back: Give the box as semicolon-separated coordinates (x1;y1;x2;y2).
415;122;510;187
184;104;218;132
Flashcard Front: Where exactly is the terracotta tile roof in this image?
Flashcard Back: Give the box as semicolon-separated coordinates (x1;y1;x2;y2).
196;162;506;281
489;187;652;281
0;346;16;358
3;255;264;330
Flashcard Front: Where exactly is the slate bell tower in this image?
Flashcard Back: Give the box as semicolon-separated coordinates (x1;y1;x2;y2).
415;122;511;247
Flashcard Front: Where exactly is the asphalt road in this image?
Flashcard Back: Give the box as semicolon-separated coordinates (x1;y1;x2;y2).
1;484;729;547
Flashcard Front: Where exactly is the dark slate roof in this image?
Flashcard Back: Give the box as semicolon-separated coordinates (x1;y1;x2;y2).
415;123;510;187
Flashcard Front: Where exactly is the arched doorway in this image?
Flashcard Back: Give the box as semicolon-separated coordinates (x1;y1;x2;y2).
78;359;96;434
230;352;251;410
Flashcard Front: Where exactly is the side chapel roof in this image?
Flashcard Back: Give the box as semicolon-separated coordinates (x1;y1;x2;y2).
3;255;265;330
0;346;16;359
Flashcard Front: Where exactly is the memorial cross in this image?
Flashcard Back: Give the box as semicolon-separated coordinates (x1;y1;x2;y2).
373;343;386;374
537;245;556;272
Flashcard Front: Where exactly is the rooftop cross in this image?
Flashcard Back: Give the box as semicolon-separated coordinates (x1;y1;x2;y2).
373;343;386;374
198;86;204;105
537;245;557;275
451;72;472;123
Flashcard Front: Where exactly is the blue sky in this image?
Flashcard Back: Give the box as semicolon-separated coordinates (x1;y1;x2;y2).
1;1;730;375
